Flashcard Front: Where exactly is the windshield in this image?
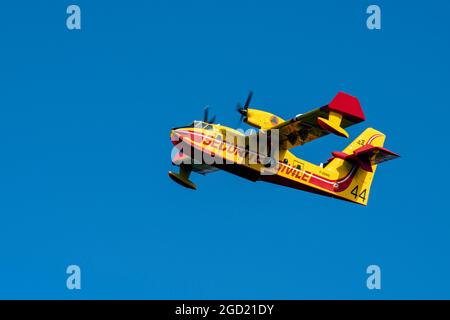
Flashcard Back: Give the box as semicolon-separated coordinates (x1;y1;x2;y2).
173;121;213;131
191;121;213;130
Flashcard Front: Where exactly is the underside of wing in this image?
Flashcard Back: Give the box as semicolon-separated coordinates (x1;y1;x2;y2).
271;92;365;150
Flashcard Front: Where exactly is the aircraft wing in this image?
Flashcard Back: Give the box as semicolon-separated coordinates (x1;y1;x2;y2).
270;92;366;150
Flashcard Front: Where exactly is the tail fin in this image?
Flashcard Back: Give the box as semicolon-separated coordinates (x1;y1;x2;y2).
326;128;399;205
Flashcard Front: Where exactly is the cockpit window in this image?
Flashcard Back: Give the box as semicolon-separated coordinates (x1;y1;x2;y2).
172;121;214;131
191;121;213;130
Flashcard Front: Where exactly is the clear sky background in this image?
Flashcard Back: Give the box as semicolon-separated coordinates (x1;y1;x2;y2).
0;0;449;299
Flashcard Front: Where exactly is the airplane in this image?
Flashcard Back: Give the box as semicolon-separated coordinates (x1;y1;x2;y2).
169;92;399;205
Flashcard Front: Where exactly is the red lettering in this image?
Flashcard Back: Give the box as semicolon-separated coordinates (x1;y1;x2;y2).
302;172;310;182
203;137;212;146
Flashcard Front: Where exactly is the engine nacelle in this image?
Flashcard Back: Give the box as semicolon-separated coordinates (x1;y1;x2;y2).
245;109;284;129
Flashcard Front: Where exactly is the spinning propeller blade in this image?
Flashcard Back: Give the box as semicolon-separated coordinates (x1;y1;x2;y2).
237;91;253;123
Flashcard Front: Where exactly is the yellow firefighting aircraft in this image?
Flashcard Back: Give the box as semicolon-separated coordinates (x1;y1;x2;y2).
169;92;399;205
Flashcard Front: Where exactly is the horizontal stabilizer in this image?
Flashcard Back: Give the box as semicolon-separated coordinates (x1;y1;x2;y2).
332;144;399;172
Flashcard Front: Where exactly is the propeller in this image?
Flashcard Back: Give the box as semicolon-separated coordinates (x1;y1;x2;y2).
203;106;216;123
236;91;253;123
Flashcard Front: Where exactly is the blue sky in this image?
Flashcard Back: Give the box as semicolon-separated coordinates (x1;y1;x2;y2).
0;0;449;299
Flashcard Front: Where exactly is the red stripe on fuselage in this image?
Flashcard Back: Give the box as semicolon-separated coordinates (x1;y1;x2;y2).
308;166;357;192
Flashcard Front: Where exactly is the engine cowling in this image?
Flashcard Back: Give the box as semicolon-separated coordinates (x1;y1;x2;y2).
245;109;284;129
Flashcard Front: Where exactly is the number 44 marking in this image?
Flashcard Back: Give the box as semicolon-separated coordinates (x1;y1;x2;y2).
351;185;367;202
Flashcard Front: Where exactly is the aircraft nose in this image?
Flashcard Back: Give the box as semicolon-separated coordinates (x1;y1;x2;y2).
170;129;182;145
